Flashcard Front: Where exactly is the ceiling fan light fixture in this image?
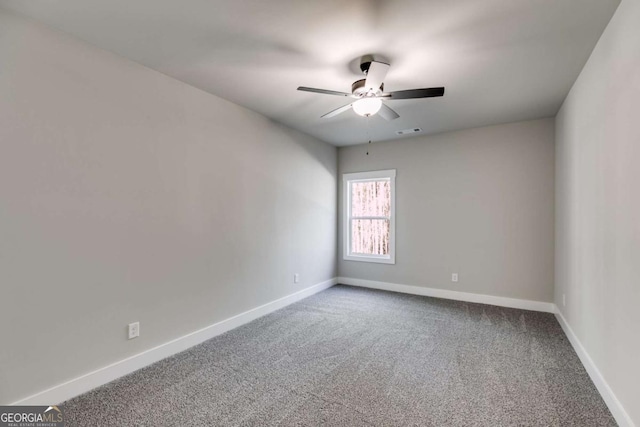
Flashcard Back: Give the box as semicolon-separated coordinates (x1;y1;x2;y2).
352;97;382;116
297;59;444;120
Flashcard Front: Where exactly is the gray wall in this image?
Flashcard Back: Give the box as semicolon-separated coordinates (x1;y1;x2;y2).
338;119;555;302
0;9;336;404
555;0;639;423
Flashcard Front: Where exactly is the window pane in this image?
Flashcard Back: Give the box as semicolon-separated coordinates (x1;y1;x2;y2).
351;219;390;255
351;180;390;217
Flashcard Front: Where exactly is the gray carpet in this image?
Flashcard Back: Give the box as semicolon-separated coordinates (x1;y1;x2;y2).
62;285;616;426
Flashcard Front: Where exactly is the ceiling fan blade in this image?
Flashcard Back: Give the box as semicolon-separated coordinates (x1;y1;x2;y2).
386;87;445;99
297;86;351;97
364;61;390;91
378;103;400;121
321;103;353;118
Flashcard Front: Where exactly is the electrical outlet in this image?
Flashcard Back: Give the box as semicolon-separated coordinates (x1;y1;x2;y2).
294;273;300;284
562;294;566;307
128;322;140;340
451;273;459;283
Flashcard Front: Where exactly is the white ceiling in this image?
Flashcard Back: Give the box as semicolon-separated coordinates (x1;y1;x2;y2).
0;0;619;146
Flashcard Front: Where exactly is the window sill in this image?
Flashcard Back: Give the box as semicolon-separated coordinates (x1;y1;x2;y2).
343;254;395;265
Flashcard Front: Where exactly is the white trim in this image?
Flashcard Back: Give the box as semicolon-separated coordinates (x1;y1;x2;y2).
337;277;556;313
11;278;338;406
342;169;397;181
343;253;395;264
554;309;636;427
343;169;396;265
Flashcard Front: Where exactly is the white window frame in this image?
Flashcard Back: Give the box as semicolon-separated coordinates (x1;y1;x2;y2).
343;169;396;264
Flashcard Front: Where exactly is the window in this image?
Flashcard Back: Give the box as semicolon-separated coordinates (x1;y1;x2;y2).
343;169;396;264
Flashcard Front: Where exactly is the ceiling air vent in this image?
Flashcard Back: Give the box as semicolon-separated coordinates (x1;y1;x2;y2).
395;128;422;136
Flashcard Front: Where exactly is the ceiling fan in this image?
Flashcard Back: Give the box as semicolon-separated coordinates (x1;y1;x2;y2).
297;60;444;120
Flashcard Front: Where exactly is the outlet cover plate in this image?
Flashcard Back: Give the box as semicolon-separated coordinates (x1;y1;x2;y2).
128;322;140;340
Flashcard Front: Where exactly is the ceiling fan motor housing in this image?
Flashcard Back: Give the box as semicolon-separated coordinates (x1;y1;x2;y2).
352;79;384;97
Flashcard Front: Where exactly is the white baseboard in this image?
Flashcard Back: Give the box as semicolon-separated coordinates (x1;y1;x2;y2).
11;278;337;406
337;277;556;313
14;277;633;427
554;309;635;427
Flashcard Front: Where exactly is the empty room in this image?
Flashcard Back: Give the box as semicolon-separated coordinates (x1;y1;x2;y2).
1;0;638;426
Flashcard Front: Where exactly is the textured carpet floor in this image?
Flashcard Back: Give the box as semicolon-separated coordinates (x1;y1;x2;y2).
62;285;616;426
